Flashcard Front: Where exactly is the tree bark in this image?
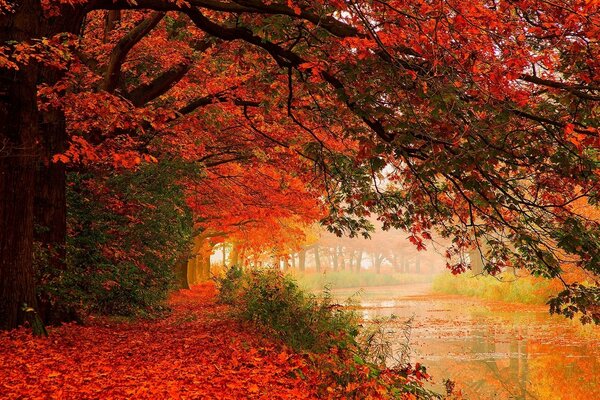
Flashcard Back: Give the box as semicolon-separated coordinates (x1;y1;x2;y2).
348;250;354;272
0;0;43;331
103;10;121;42
186;257;197;285
332;247;339;271
199;252;211;281
355;250;363;273
313;246;321;272
375;253;382;274
229;241;240;266
173;257;190;289
298;249;306;272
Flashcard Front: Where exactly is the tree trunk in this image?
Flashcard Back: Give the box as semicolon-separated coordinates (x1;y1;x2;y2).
199;252;210;281
0;0;43;331
298;249;306;272
103;10;121;42
34;71;68;324
375;253;382;274
314;246;321;272
348;250;354;272
186;257;197;285
229;241;240;266
173;257;190;289
332;248;339;271
30;9;85;326
355;250;363;273
391;253;399;272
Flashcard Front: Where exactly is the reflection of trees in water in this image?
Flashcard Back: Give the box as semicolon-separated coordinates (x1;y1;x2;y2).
459;326;537;399
355;288;600;400
427;314;600;400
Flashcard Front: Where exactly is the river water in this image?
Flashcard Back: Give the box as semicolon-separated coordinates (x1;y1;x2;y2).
331;284;600;399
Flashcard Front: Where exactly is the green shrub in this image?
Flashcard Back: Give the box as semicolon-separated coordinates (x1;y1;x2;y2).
36;160;195;318
218;266;359;352
217;267;443;399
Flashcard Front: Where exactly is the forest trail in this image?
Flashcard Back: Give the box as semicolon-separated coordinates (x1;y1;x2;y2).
0;284;315;399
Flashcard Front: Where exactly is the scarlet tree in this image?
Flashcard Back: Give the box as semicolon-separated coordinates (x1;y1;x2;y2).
1;0;598;329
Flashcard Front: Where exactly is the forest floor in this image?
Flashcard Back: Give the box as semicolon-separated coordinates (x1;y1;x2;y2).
0;284;317;399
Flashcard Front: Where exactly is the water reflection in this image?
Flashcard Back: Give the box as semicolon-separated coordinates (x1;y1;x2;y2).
332;285;600;399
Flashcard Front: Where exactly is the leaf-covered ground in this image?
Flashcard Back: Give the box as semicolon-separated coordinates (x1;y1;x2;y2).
0;284;316;399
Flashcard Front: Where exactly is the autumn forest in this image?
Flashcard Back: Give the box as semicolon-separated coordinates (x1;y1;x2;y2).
1;0;599;399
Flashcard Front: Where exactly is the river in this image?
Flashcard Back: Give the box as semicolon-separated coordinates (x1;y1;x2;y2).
331;284;600;399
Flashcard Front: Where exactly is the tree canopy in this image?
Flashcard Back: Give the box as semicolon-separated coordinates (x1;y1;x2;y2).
0;0;599;329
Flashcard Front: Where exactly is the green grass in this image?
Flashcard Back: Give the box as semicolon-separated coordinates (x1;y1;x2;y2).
432;271;558;305
290;270;433;291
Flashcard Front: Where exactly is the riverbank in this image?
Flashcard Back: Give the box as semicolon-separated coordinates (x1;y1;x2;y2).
431;272;558;305
0;284;315;399
292;270;433;291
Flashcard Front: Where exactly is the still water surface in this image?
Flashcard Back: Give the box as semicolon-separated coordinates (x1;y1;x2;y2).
331;284;600;399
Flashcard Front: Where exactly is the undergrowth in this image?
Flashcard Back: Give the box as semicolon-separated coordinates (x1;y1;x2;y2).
217;266;445;399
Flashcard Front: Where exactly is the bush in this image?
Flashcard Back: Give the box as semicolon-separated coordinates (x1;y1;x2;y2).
217;266;442;399
36;161;195;318
218;266;359;352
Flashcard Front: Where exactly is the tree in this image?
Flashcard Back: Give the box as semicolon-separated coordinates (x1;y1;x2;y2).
1;0;599;329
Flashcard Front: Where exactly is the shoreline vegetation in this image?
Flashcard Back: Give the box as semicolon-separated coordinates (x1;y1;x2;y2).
217;267;446;399
290;269;561;309
431;272;560;306
290;271;434;291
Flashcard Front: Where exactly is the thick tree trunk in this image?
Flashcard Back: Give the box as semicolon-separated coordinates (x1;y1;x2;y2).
0;0;43;331
34;9;85;325
34;91;69;324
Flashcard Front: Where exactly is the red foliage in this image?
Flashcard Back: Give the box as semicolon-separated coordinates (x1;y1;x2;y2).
0;284;315;399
